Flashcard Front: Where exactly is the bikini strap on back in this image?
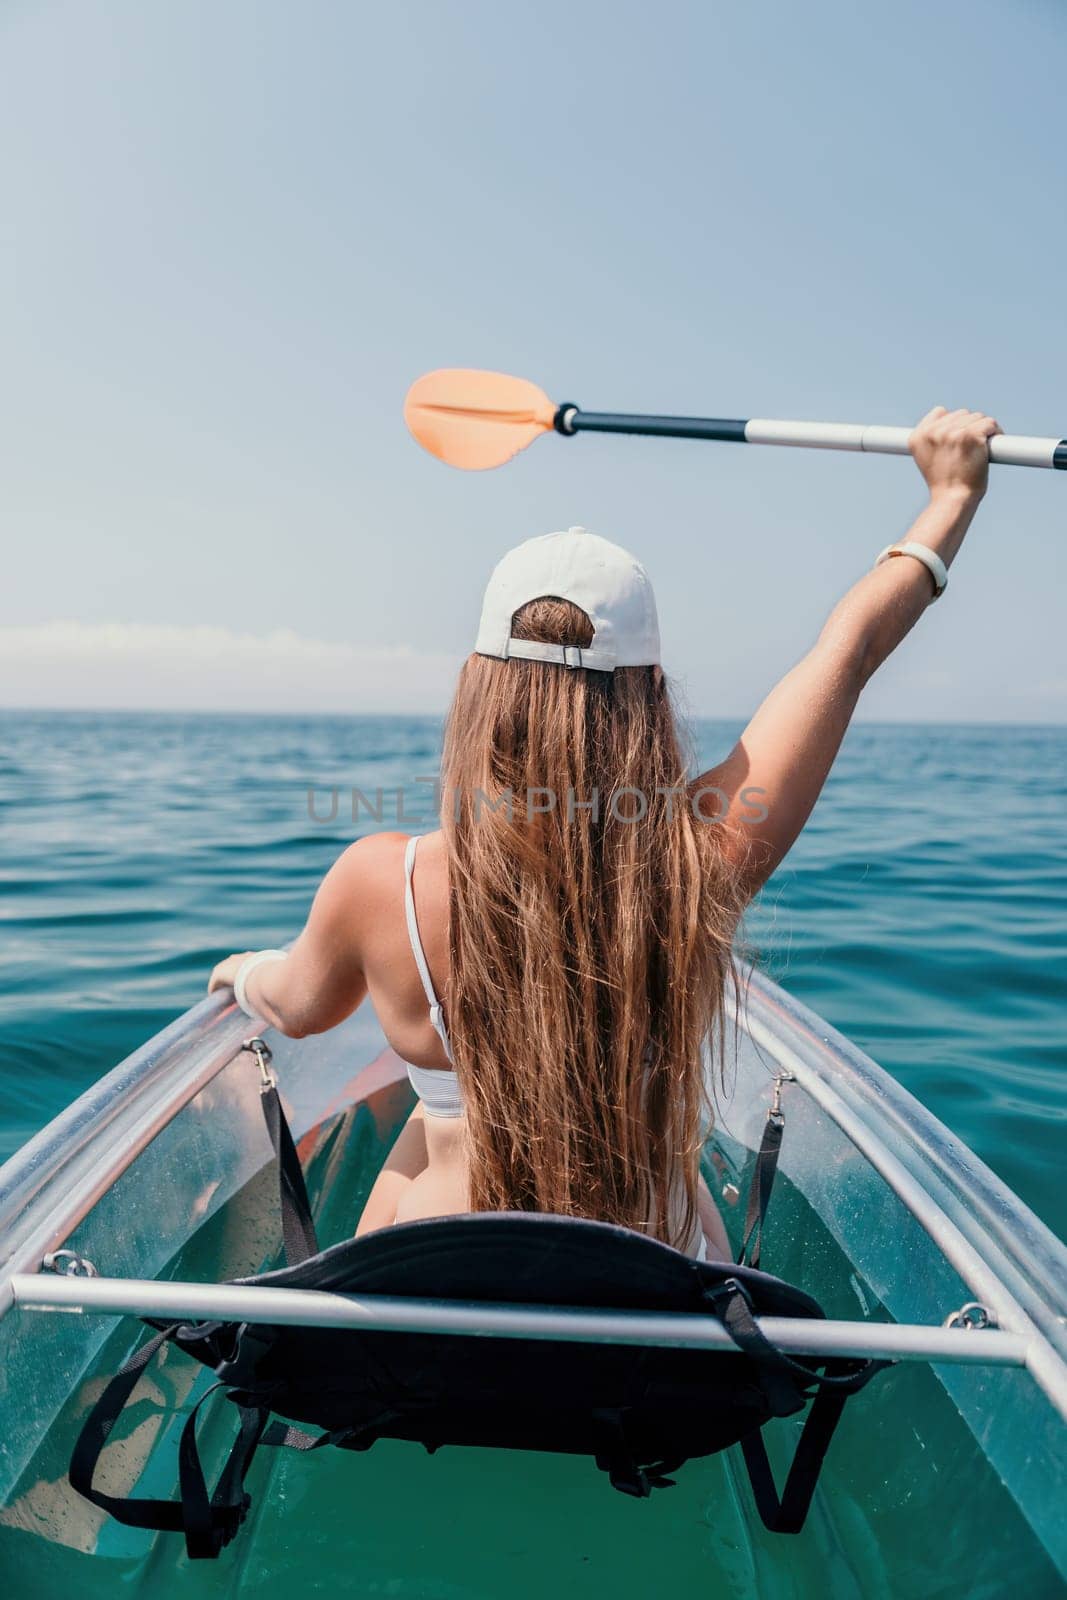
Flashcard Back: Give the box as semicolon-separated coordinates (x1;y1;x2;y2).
403;835;453;1061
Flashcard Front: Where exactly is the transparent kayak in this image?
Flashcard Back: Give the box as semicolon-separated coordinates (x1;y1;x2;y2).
0;970;1063;1597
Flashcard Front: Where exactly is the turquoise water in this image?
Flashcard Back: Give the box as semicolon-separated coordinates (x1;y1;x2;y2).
1;709;1064;1238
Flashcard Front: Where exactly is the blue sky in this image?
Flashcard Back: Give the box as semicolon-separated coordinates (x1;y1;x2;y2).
2;0;1065;720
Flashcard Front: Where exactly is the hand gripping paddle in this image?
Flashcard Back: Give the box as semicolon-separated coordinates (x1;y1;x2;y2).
404;368;1067;474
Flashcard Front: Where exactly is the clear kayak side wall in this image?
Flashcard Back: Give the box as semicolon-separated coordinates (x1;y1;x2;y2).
712;969;1067;1578
738;970;1067;1365
0;997;386;1504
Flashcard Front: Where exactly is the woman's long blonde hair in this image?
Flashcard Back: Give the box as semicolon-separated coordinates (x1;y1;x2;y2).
441;596;744;1252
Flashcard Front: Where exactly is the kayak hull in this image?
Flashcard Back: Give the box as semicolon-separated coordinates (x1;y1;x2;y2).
0;975;1063;1595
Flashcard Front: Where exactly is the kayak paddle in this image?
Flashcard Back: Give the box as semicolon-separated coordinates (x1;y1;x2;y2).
405;368;1067;474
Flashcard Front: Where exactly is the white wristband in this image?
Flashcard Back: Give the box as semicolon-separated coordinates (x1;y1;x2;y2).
233;949;288;1017
875;540;948;599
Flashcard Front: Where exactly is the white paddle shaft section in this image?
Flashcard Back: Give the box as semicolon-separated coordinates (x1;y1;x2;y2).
744;420;1061;469
10;1273;1028;1368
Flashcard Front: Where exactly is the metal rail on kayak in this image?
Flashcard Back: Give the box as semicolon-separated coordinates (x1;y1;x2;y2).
10;1273;1030;1369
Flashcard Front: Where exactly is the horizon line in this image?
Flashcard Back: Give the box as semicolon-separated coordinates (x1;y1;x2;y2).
1;704;1064;732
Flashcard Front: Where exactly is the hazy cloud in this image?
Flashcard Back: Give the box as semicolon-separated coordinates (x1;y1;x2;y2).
0;621;462;713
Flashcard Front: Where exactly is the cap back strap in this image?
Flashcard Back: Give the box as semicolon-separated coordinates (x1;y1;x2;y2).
483;639;617;672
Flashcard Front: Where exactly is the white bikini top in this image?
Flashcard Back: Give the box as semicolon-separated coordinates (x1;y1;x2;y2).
403;835;464;1118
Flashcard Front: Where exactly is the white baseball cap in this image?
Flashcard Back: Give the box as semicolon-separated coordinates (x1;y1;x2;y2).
474;527;661;672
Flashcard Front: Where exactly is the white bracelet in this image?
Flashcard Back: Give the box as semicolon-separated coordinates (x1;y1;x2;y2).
875;540;948;599
233;949;288;1017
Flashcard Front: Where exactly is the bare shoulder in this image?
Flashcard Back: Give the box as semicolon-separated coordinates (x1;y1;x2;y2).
322;831;444;905
323;832;405;903
313;832;447;978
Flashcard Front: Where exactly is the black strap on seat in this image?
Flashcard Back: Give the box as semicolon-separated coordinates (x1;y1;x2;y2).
591;1408;679;1498
259;1079;318;1267
260;1407;405;1455
736;1107;784;1271
704;1279;878;1398
738;1390;848;1534
68;1327;268;1559
704;1276;887;1534
261;1421;334;1451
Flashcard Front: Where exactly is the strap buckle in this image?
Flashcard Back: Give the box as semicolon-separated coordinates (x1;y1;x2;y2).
704;1275;754;1314
243;1036;276;1093
769;1070;794;1123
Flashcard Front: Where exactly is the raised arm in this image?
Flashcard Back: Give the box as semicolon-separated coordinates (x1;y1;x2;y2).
696;407;1002;898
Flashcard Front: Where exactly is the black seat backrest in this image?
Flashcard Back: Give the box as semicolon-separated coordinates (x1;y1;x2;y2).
239;1208;824;1308
211;1213;826;1465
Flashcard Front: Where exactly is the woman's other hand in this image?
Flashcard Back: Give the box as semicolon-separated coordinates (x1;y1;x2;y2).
909;406;1003;505
207;951;254;995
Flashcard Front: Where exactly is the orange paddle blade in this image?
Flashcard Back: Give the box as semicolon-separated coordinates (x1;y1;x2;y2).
404;368;559;470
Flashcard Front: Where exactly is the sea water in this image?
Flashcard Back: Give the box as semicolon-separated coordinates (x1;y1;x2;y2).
0;709;1065;1597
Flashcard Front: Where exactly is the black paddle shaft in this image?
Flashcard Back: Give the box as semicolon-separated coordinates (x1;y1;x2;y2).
554;405;747;443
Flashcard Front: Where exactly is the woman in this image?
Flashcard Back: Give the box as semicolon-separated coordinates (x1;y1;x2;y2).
209;405;1000;1262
